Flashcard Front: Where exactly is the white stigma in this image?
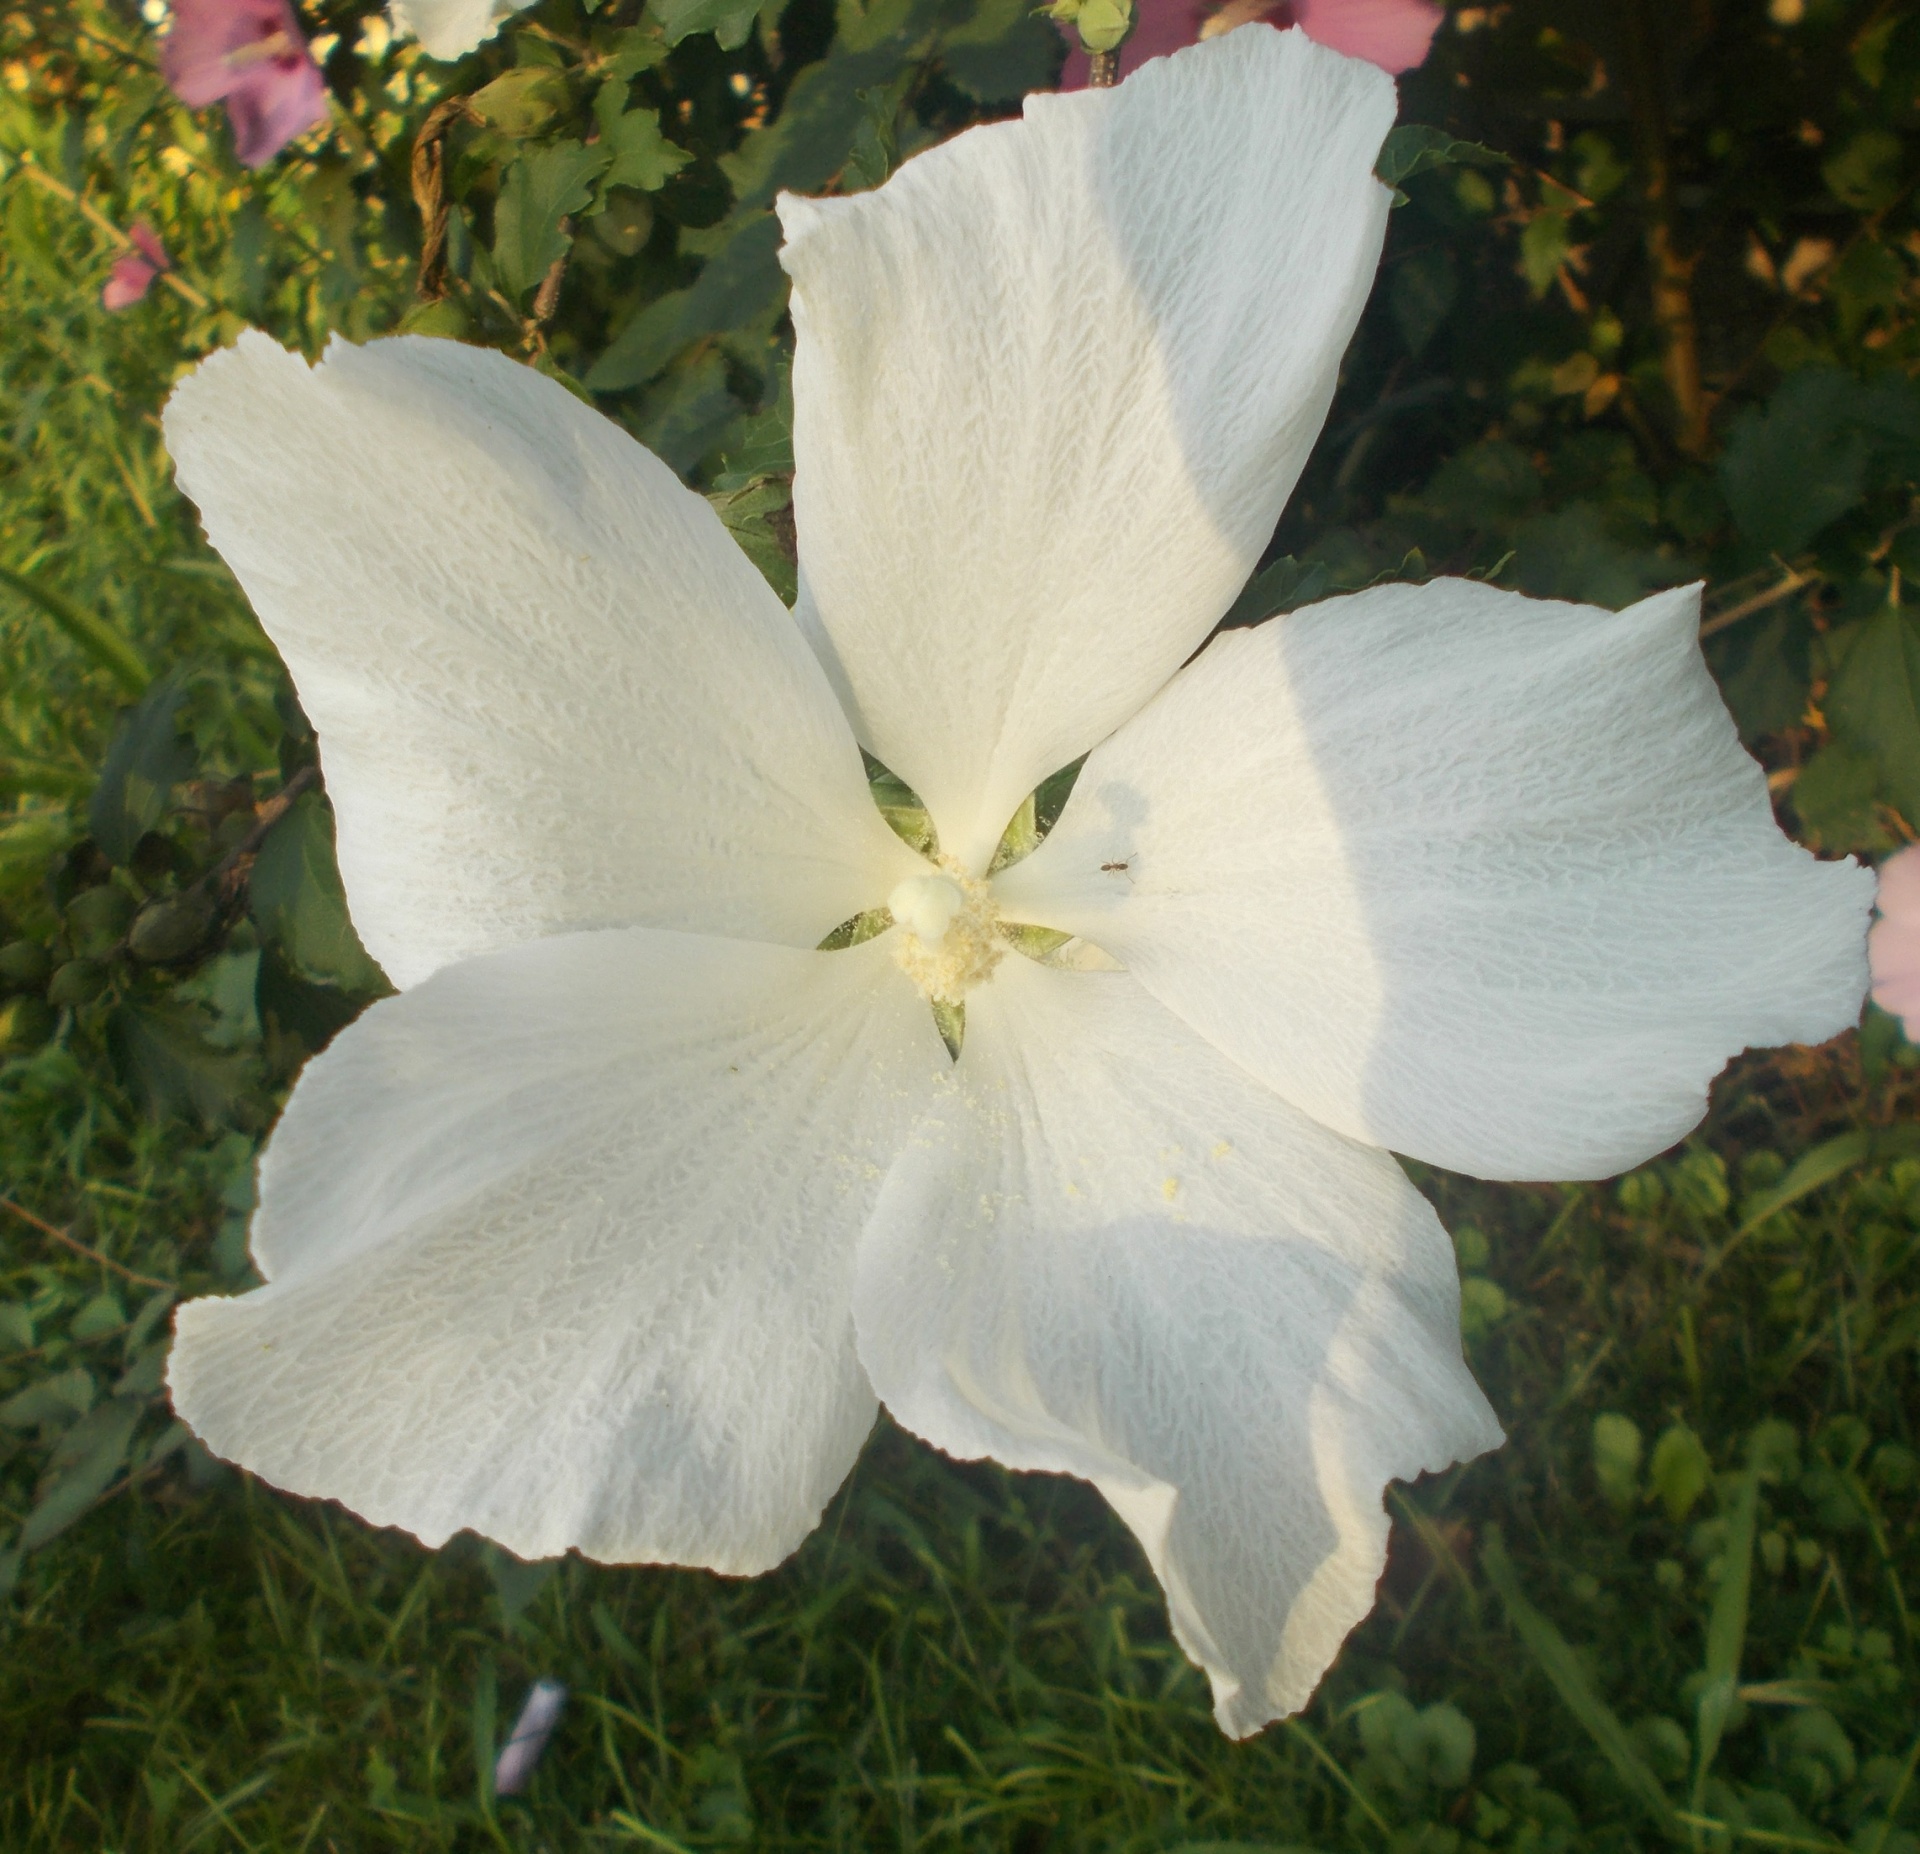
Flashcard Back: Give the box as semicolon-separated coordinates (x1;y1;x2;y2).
888;873;965;945
887;861;1004;1004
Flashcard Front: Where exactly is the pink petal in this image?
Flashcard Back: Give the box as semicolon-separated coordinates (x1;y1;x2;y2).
1291;0;1442;73
1869;892;1920;1038
102;253;158;310
161;0;294;105
128;219;172;269
1058;0;1437;89
225;52;330;166
160;0;328;164
1873;843;1920;925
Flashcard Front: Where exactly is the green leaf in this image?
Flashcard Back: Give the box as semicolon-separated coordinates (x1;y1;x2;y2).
248;795;384;994
70;1289;125;1341
718;0;948;211
1222;556;1330;629
601;23;671;76
634;348;741;474
586;211;782;392
592;86;691;194
1519;208;1573;295
1790;744;1889;852
843;75;911;191
0;1367;96;1430
106;1000;254;1125
89;669;193;865
1648;1423;1713;1524
712;366;794;488
494;141;610;301
1376;124;1507;189
0;1301;33;1352
1735;1128;1872;1233
1827;604;1920;823
1592;1413;1644;1514
1390;245;1459;356
939;0;1061;103
709;478;797;603
1719;370;1879;557
0;563;150;695
468;66;575;137
19;1396;143;1550
648;0;760;47
1513;505;1665;610
1822;128;1903;211
1481;1529;1682;1840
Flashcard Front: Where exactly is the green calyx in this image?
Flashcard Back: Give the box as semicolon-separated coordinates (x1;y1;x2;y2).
1040;0;1134;56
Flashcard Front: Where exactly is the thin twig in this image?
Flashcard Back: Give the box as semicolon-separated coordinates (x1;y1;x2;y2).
0;1195;175;1291
1700;567;1817;639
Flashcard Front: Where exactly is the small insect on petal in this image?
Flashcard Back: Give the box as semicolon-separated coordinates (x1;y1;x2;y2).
492;1677;567;1797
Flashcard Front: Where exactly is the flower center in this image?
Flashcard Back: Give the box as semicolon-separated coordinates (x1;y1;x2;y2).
887;859;1003;1004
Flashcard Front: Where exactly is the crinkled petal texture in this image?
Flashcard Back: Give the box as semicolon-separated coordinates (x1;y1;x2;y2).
779;26;1394;870
1869;845;1920;1033
388;0;529;60
168;931;945;1569
856;957;1501;1737
998;580;1873;1181
164;334;917;990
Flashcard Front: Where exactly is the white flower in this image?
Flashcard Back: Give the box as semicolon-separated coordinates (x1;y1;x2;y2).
160;27;1871;1737
387;0;525;61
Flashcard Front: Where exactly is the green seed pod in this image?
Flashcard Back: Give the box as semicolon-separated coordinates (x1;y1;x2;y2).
128;889;219;965
47;958;110;1007
0;940;52;988
65;884;134;955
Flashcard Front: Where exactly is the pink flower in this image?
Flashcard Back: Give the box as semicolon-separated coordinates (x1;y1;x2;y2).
1869;845;1920;1038
1059;0;1442;86
159;0;330;169
103;221;172;310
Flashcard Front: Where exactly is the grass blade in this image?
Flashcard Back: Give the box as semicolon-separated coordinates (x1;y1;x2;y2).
1691;1466;1760;1836
1481;1526;1683;1842
0;562;152;695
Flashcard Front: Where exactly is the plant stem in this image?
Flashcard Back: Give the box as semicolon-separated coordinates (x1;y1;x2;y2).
1624;0;1709;457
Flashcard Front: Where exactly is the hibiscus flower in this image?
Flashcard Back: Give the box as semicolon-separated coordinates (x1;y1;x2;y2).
1869;845;1920;1039
387;0;528;61
159;0;330;170
1059;0;1444;88
102;221;172;311
161;28;1870;1735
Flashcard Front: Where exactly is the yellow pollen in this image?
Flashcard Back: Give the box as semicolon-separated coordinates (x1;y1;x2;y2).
889;858;1003;1003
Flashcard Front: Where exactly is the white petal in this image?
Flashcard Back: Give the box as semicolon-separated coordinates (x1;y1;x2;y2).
997;580;1874;1181
164;333;917;989
855;956;1500;1736
779;27;1394;871
388;0;528;60
168;931;945;1571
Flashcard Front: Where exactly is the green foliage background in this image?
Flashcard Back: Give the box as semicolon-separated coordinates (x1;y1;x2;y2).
1;0;1919;1845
